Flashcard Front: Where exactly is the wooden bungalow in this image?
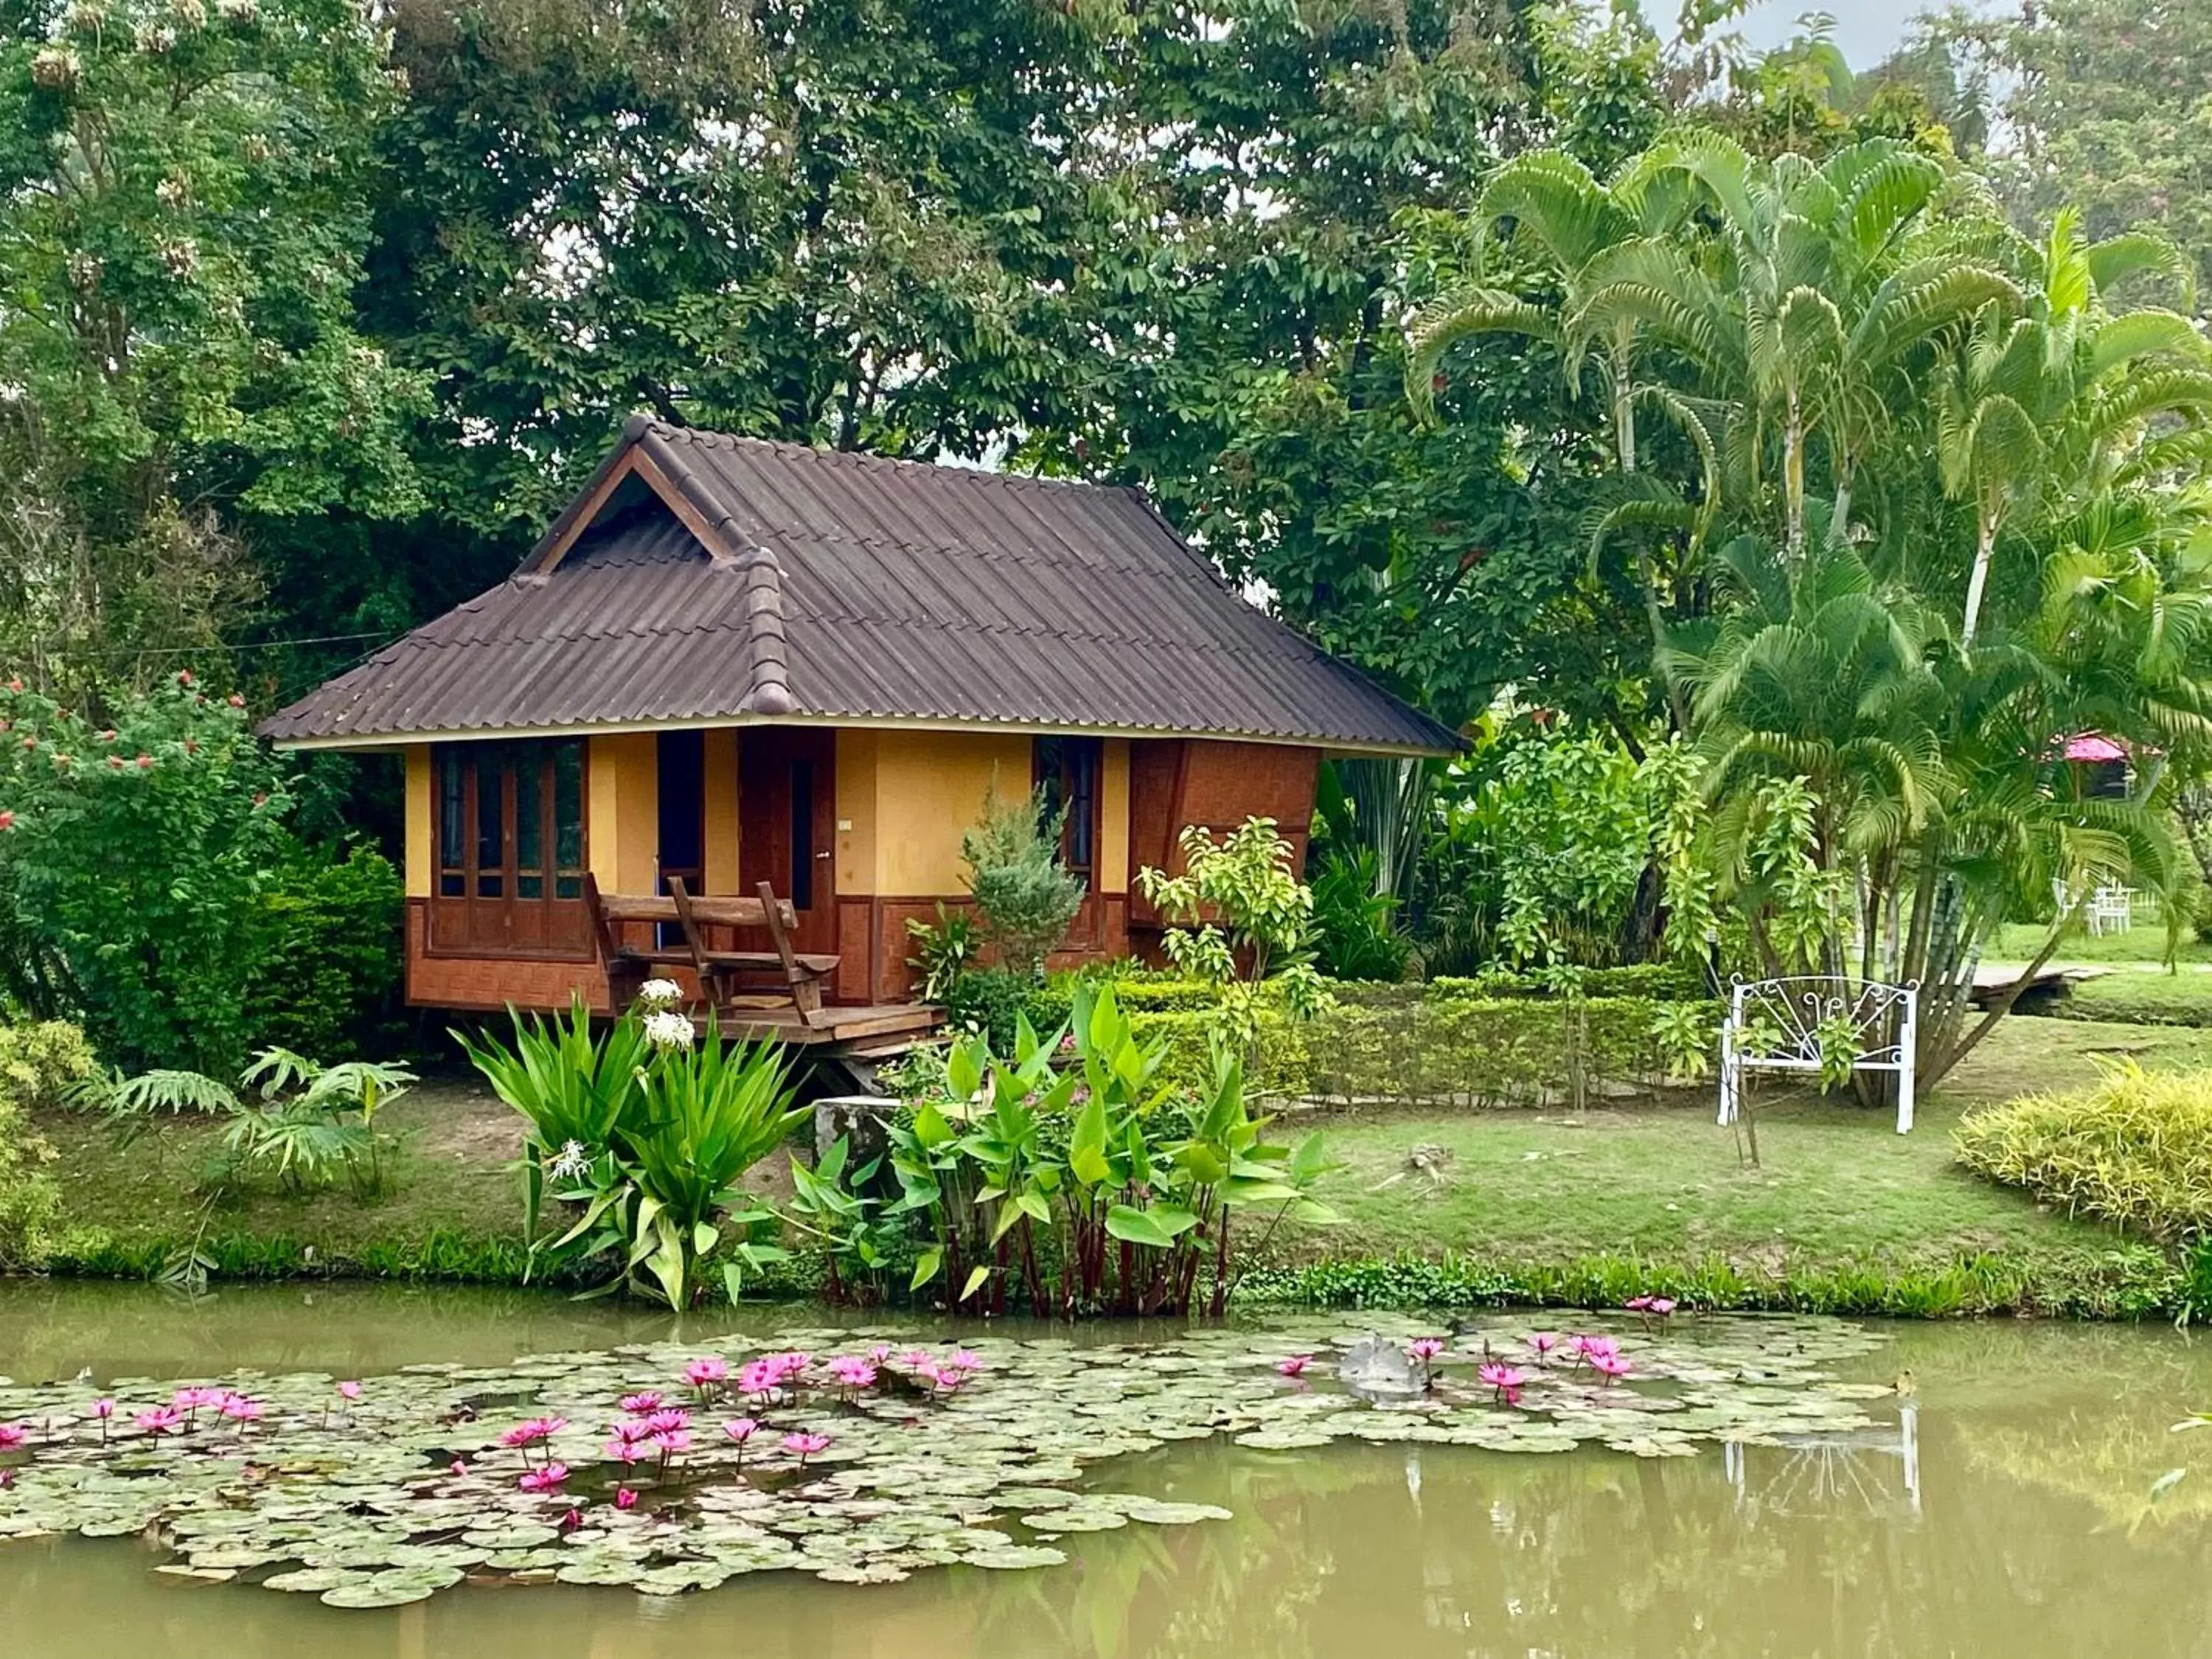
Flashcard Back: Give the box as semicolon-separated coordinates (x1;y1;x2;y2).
262;419;1458;1042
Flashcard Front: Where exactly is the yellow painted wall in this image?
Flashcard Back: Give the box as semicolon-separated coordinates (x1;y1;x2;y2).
1099;737;1130;894
703;729;740;893
871;729;1031;894
403;746;432;899
834;729;879;896
588;732;659;892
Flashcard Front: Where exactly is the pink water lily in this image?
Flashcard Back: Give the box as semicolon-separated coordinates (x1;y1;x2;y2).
615;1486;639;1511
1624;1295;1654;1312
1525;1333;1560;1363
518;1462;569;1493
1647;1297;1677;1318
605;1438;645;1467
1478;1363;1528;1405
91;1397;114;1443
0;1424;26;1450
134;1406;184;1436
619;1392;664;1415
448;1458;469;1478
1569;1335;1619;1369
336;1381;362;1402
1590;1351;1634;1383
782;1431;830;1469
642;1408;692;1436
945;1350;983;1374
683;1357;730;1391
737;1360;777;1400
219;1395;262;1427
825;1357;877;1393
1408;1337;1447;1389
1275;1354;1312;1378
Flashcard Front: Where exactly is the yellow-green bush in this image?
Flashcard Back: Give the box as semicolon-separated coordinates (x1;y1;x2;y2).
0;1020;96;1264
1955;1062;2212;1240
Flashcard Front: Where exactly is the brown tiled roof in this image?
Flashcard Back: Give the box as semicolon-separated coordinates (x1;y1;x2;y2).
260;420;1462;754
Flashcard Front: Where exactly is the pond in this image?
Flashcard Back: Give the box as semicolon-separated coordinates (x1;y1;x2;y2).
1;1281;2208;1657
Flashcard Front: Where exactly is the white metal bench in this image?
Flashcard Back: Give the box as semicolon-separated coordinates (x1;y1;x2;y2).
1717;975;1920;1134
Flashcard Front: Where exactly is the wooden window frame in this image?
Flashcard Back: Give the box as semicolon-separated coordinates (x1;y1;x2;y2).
1034;736;1102;952
428;739;591;959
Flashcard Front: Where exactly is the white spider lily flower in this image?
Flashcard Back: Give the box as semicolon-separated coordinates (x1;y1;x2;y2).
547;1138;591;1181
643;1009;696;1050
636;978;684;1010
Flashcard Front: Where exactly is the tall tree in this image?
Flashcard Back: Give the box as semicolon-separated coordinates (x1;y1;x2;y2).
0;0;422;693
1922;0;2212;298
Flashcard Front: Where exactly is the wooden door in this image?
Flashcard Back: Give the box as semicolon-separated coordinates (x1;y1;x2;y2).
739;727;838;959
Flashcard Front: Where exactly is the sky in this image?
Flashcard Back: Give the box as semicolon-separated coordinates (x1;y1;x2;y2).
1633;1;1938;67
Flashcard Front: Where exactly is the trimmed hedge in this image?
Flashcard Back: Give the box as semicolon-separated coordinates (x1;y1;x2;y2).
1002;973;1719;1107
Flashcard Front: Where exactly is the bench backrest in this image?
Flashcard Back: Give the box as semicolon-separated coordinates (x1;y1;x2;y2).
582;873;807;986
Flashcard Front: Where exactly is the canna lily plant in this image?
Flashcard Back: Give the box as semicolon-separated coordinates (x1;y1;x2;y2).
887;985;1338;1318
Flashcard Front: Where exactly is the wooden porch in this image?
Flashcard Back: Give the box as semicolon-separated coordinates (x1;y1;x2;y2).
712;1001;943;1048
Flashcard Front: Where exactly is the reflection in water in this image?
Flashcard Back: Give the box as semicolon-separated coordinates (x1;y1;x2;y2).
1;1287;2210;1657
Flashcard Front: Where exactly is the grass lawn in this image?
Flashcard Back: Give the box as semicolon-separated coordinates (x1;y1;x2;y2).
1257;1013;2209;1316
1986;919;2212;967
25;1016;2210;1316
2048;970;2212;1026
33;1077;532;1278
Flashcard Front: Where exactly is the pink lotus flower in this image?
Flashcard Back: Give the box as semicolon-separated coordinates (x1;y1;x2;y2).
945;1349;982;1373
723;1417;759;1444
649;1429;693;1457
499;1416;567;1449
769;1352;813;1382
897;1349;934;1371
782;1431;830;1468
620;1392;663;1414
683;1357;729;1392
90;1398;114;1419
0;1424;26;1450
643;1408;692;1436
1647;1297;1677;1318
135;1406;184;1436
518;1462;569;1493
1624;1295;1654;1312
930;1363;973;1395
1275;1354;1312;1378
220;1396;262;1425
605;1438;644;1466
1590;1352;1634;1383
448;1458;468;1478
1408;1338;1446;1362
866;1345;894;1366
1526;1334;1560;1363
336;1381;362;1402
615;1486;639;1511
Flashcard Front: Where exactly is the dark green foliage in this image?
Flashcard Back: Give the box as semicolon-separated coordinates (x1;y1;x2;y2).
1309;847;1411;982
240;842;405;1059
0;677;287;1072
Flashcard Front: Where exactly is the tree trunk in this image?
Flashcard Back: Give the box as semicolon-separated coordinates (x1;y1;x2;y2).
1961;507;1997;647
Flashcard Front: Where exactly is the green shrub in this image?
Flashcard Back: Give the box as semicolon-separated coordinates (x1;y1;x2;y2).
961;779;1083;978
0;1020;97;1265
242;841;405;1058
1956;1062;2212;1240
0;676;288;1071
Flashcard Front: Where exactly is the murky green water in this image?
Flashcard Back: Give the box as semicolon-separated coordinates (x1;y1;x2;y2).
1;1281;2208;1657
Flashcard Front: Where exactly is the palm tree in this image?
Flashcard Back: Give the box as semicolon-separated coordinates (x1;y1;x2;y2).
1938;209;2212;647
